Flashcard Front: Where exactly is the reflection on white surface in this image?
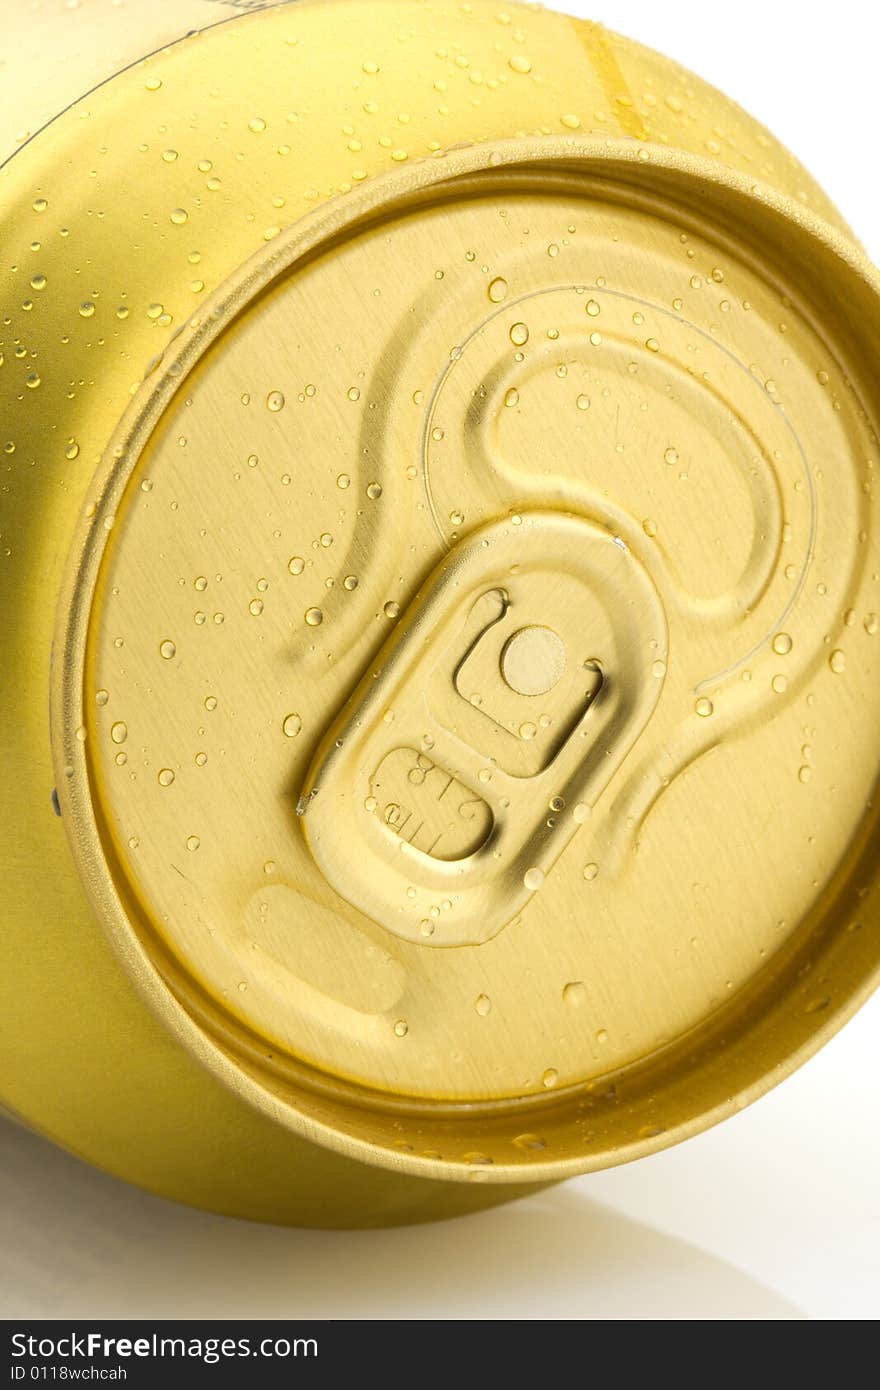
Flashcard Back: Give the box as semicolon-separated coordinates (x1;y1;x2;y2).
0;1120;799;1321
2;995;879;1319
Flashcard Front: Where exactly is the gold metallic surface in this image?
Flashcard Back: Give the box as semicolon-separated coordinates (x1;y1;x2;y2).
2;0;879;1226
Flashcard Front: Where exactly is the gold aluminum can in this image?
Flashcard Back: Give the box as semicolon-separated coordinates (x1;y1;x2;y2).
2;0;879;1229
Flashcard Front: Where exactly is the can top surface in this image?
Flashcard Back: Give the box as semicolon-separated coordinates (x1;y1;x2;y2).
3;0;879;1184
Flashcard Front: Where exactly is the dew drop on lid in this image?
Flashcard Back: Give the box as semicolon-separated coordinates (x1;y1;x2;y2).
583;862;598;881
542;1068;558;1089
384;601;400;619
562;981;586;1008
510;322;529;346
475;994;491;1016
110;721;127;744
829;649;846;673
186;835;200;852
487;277;508;303
305;608;323;627
523;867;544;891
282;713;302;739
158;768;175;787
393;1019;408;1037
288;556;305;576
159;639;176;659
366;481;383;500
504;387;519;408
513;1133;546;1151
772;632;793;655
266;390;285;412
695;697;713;717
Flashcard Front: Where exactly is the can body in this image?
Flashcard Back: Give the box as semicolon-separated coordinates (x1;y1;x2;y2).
1;0;878;1227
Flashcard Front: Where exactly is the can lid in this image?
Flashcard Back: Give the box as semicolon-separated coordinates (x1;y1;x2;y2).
54;138;880;1182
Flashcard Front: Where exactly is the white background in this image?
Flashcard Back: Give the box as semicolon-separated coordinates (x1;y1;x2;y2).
2;0;878;1322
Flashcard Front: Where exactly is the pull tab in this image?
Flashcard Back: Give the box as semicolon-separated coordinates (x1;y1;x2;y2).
299;511;666;947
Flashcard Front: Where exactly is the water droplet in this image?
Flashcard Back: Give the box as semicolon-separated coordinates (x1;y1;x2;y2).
865;613;878;636
798;765;812;784
645;337;660;353
695;697;714;717
829;649;846;674
158;768;175;787
664;447;679;466
204;696;218;712
652;659;666;678
266;390;285;412
523;867;544;891
110;722;127;744
383;601;400;621
561;113;581;129
585;299;601;317
583;862;598;881
95;690;109;707
510;322;529;346
343;575;359;591
596;1028;609;1044
488;276;508;303
159;639;176;660
513;1133;546;1151
65;438;80;461
771;674;788;694
773;632;793;655
170;208;188;226
248;599;263;617
576;394;590;411
542;1068;558;1089
186;835;200;852
288;556;305;576
305;608;324;628
504;387;520;408
25;371;41;389
475;994;492;1016
248;116;267;133
366;481;383;500
563;981;586;1008
393;1019;408;1037
805;995;830;1014
508;54;532;74
195;752;208;767
518;721;537;741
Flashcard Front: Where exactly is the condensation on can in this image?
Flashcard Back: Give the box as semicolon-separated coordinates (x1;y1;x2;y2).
1;0;879;1227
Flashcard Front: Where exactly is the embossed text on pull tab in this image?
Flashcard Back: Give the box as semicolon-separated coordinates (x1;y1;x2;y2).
299;512;667;947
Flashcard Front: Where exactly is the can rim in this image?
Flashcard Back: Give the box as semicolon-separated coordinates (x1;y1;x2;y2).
51;134;880;1183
